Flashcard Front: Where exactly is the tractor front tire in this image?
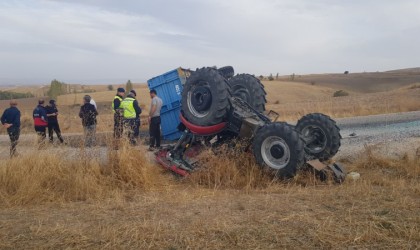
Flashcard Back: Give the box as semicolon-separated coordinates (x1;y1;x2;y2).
252;122;304;178
295;113;341;161
181;67;231;126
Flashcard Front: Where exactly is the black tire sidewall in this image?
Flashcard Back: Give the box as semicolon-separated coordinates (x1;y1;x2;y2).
252;123;304;178
181;68;230;126
295;113;341;161
229;74;267;112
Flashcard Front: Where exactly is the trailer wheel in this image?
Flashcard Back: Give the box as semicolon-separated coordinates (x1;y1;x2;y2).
252;122;304;178
182;67;230;126
295;113;341;161
217;66;235;79
229;74;267;112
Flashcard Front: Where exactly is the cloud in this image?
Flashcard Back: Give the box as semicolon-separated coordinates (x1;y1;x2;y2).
0;0;419;84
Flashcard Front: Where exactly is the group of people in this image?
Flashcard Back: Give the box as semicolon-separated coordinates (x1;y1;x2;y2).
112;87;162;150
1;87;163;157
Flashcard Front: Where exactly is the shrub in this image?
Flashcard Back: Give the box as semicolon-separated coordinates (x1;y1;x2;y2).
0;91;34;100
333;90;349;97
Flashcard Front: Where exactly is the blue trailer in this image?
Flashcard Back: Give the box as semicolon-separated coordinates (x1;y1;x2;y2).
147;68;191;140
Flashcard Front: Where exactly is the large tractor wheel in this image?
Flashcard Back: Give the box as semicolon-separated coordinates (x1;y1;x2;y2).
181;67;231;126
217;66;235;79
295;113;341;161
228;74;267;112
252;122;305;178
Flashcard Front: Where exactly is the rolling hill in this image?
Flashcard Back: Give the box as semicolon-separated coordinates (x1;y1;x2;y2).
276;67;420;93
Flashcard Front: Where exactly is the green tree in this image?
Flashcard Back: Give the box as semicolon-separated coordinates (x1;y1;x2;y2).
107;84;114;91
47;79;65;99
125;80;133;92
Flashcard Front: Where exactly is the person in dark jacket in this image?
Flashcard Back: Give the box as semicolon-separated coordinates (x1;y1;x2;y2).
1;100;21;157
79;95;98;147
121;89;142;145
112;88;125;139
46;99;64;143
33;99;48;146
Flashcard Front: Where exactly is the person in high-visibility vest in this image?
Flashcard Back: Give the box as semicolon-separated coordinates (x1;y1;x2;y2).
112;88;125;139
121;90;142;145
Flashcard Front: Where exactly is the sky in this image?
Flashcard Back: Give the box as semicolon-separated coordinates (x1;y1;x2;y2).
0;0;419;85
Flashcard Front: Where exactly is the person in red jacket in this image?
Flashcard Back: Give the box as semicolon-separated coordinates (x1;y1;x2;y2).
33;99;48;146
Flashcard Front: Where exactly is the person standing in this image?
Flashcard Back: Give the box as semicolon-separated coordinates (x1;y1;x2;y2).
121;90;142;145
148;89;163;150
45;100;64;143
112;88;125;139
1;100;21;157
79;95;98;147
33;99;48;146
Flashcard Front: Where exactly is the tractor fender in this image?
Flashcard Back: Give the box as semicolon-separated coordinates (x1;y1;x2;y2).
180;114;227;136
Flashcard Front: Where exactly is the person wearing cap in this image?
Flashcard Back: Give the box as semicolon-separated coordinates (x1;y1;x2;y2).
1;100;21;157
148;89;163;150
46;99;64;143
121;89;142;145
33;98;48;146
112;87;125;139
79;95;98;147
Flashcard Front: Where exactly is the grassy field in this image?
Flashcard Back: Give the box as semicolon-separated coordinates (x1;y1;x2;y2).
263;81;420;120
0;144;418;249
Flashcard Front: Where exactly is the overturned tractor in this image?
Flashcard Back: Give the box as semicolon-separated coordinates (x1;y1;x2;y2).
155;67;345;182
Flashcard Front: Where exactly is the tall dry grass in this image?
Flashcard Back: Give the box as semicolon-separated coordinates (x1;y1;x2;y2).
0;141;419;248
188;146;274;190
1;145;418;248
0;142;171;206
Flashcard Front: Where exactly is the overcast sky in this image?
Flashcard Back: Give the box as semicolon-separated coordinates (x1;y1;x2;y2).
1;0;419;85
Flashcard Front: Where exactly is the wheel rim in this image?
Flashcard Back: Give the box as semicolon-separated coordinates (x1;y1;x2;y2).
301;125;327;154
261;136;290;170
187;82;212;118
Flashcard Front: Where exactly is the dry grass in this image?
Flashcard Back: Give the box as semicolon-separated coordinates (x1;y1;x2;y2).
0;145;419;249
188;146;274;190
264;81;420;121
0;143;169;206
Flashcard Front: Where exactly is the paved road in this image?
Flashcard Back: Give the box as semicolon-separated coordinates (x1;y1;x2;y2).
335;111;420;159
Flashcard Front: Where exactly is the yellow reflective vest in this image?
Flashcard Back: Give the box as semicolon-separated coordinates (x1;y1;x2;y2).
121;97;136;119
112;95;123;113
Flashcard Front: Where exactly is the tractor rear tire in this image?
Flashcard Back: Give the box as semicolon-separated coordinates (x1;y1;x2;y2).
252;122;304;178
295;113;341;161
217;66;235;79
181;67;230;126
228;74;267;112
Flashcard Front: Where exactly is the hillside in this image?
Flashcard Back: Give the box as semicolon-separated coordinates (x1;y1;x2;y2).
276;67;420;93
